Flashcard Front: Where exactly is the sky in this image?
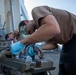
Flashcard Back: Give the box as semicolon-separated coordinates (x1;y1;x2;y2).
24;0;76;19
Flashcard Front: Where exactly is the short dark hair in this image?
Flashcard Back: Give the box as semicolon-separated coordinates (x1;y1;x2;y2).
5;33;12;41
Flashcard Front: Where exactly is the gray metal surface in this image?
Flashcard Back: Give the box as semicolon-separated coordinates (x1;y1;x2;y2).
0;57;55;72
0;46;56;75
0;57;29;72
36;60;53;68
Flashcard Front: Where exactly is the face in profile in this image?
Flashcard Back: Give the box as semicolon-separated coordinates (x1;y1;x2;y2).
25;22;36;34
19;25;27;34
19;23;36;35
8;33;15;41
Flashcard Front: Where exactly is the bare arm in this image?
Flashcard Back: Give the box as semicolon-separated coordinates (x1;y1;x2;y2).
21;15;60;45
41;43;58;50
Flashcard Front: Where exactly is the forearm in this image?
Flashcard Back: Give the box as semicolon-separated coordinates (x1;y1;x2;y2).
21;24;59;45
41;43;58;50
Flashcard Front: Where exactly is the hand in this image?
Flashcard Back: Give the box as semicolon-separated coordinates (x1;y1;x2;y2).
35;44;44;59
26;45;36;56
26;21;35;34
10;41;25;55
26;44;43;59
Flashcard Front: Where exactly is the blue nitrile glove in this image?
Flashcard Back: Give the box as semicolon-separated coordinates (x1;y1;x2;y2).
10;41;25;55
26;45;36;56
26;44;41;56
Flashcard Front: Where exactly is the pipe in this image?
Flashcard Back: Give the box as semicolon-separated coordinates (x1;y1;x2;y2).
10;0;14;31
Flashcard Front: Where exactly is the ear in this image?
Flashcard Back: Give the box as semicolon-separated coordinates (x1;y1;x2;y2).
24;20;29;24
